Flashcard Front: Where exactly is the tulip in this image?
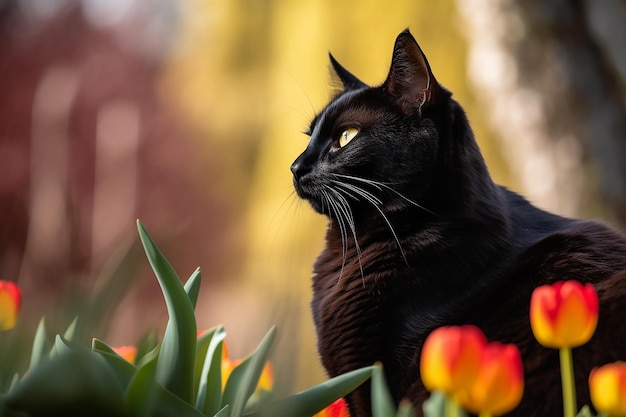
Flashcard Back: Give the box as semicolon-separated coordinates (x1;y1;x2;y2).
112;345;138;364
530;281;598;417
457;342;524;417
420;325;487;396
314;398;350;417
530;281;598;348
0;280;21;331
589;362;626;416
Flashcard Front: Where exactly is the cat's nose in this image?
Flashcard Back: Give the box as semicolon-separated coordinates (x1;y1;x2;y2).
290;157;311;181
290;158;308;181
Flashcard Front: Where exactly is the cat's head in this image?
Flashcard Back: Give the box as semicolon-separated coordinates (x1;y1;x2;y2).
291;30;455;220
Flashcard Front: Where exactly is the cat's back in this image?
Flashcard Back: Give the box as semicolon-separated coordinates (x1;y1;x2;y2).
471;189;626;416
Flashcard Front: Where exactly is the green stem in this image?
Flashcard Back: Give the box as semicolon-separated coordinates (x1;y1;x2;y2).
559;347;577;417
444;396;459;417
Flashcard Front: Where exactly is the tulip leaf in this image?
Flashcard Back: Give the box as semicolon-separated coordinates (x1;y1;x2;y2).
93;342;137;387
245;365;374;417
215;404;230;417
184;267;202;309
4;350;125;416
137;220;197;403
63;317;79;342
575;406;593;417
28;317;50;372
125;351;158;417
53;335;73;356
422;391;445;417
135;329;160;365
197;327;227;415
222;326;276;417
94;345;205;417
396;400;416;417
371;363;395;417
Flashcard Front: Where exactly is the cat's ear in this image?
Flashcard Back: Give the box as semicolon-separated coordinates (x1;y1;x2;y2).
329;53;368;91
383;29;440;113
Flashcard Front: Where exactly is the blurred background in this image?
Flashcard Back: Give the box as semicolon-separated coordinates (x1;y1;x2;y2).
1;0;625;394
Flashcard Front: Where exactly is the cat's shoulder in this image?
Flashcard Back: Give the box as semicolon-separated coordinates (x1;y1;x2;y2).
498;186;626;282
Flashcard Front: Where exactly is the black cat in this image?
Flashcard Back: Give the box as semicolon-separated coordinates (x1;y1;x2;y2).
291;30;626;417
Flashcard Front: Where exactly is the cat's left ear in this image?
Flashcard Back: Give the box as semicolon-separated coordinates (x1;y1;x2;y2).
329;53;368;91
383;29;441;113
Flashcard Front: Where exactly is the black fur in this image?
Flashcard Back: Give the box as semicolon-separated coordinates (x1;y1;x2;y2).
291;29;626;417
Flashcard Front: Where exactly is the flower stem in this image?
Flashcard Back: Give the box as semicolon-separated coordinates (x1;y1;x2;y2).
444;396;458;417
559;347;576;417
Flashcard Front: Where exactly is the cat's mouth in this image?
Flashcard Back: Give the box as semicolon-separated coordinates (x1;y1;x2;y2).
292;175;329;215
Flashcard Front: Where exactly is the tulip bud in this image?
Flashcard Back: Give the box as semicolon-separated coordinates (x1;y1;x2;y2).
589;362;626;416
530;281;598;348
457;342;524;416
420;325;487;395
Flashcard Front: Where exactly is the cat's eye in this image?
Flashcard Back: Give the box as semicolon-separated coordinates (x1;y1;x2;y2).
338;127;359;148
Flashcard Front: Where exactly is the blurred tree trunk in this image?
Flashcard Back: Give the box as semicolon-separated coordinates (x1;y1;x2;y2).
457;0;626;229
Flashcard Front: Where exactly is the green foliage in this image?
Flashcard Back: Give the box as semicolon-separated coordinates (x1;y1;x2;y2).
0;221;373;417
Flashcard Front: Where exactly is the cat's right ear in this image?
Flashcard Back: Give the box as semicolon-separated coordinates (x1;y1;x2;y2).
329;53;368;91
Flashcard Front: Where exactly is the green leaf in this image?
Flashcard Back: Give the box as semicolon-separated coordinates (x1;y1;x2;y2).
184;268;202;309
137;220;197;403
575;406;593;417
371;363;395;417
422;391;445;417
215;405;230;417
125;352;158;417
222;326;276;417
53;335;73;356
92;339;137;388
135;329;160;365
4;350;125;416
63;317;79;342
196;326;227;415
396;400;416;417
28;318;50;373
94;345;205;417
245;365;373;417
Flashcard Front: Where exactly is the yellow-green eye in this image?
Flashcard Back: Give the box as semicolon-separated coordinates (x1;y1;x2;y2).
338;127;359;147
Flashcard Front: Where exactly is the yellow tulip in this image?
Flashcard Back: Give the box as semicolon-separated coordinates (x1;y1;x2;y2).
530;281;598;348
420;325;487;395
0;280;21;331
457;342;524;416
589;362;626;416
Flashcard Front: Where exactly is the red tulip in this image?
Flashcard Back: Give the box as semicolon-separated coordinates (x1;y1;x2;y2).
457;342;524;416
314;398;350;417
0;280;21;331
530;281;598;348
420;325;487;395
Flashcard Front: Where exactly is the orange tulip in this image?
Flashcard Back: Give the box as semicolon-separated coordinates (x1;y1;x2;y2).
314;398;350;417
112;345;138;364
420;325;487;395
530;281;598;348
589;362;626;416
457;342;524;416
0;280;21;331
